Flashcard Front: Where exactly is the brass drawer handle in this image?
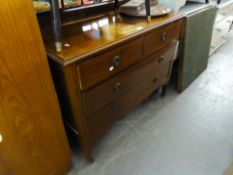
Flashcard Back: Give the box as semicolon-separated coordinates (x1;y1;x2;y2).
160;32;167;41
109;55;121;71
111;104;121;113
113;82;121;92
158;56;164;64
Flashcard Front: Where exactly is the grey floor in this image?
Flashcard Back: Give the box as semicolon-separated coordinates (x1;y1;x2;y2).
68;31;233;175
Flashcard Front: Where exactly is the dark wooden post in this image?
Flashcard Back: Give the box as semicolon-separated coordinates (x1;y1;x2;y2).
50;0;62;52
114;0;119;10
145;0;151;22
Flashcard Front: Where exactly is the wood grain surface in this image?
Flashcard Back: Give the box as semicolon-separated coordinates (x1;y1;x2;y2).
87;42;178;144
82;41;178;117
0;1;71;174
78;37;143;90
43;11;184;65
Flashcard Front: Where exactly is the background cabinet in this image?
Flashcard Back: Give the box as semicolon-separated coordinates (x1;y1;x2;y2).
210;0;233;55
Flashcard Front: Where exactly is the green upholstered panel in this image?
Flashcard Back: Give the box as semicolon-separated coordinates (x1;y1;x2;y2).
179;6;217;91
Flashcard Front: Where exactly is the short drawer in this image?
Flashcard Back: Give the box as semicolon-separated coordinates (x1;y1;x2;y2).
82;41;179;117
77;38;143;91
216;16;233;31
144;20;181;57
212;18;231;42
87;72;162;145
212;27;227;42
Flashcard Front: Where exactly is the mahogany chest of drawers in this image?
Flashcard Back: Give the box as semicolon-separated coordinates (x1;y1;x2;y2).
45;12;184;161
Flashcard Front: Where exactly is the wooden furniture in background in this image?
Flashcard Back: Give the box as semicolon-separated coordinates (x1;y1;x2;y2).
0;1;71;174
44;12;184;161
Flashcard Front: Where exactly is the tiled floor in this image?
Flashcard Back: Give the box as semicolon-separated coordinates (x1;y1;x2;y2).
68;31;233;175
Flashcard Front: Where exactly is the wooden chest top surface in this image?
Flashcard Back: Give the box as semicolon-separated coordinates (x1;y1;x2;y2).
43;11;184;65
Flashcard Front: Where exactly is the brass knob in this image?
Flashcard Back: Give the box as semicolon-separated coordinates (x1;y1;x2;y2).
113;82;121;92
160;32;167;41
158;56;164;63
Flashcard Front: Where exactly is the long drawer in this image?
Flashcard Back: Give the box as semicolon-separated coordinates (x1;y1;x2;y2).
87;71;163;145
144;20;181;57
77;38;143;91
82;41;178;117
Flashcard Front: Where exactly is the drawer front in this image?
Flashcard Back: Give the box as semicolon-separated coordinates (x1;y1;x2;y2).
78;38;143;91
87;72;162;145
216;16;233;31
82;41;178;117
210;36;226;55
212;18;231;43
212;27;227;43
210;27;227;54
144;20;181;57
